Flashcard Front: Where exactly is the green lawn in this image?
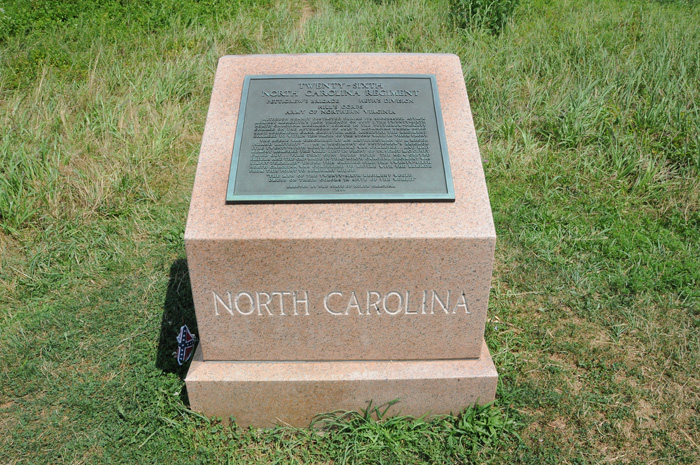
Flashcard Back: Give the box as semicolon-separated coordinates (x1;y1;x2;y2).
1;0;698;463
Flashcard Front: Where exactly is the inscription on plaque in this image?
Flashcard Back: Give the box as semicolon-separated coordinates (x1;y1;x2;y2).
227;75;454;202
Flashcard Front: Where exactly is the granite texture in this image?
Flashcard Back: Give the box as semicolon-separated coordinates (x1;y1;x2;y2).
185;340;498;427
184;53;496;361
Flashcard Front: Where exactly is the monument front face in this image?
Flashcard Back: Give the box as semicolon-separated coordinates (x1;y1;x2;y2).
184;54;497;425
187;236;494;361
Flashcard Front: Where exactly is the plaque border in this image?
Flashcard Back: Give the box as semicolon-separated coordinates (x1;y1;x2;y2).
226;74;455;203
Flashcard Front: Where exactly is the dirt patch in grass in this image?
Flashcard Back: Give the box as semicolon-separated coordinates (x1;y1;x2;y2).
298;0;316;31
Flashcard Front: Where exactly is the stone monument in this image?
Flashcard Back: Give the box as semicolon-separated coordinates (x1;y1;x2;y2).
184;54;497;427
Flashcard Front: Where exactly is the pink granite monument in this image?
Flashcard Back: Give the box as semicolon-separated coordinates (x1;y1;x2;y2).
184;53;498;427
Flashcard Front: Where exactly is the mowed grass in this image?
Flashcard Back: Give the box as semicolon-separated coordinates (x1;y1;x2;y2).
1;0;698;463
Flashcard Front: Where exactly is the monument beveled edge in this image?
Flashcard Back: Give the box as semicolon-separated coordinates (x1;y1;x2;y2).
184;53;498;426
227;74;455;203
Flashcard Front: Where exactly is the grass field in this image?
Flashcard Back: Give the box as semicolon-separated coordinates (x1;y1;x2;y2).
1;0;699;463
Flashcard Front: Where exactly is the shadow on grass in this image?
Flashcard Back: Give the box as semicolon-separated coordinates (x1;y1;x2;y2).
157;259;198;391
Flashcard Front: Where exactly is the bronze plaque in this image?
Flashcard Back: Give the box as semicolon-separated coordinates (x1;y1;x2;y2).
227;75;454;203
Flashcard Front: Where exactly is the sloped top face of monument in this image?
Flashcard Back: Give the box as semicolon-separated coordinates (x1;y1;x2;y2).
185;54;495;241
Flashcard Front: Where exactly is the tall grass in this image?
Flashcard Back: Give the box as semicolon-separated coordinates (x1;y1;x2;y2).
1;0;699;463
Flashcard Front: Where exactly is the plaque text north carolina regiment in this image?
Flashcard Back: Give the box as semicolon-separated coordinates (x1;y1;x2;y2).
226;75;454;203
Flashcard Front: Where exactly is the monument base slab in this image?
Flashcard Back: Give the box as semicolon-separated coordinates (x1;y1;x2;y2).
185;341;497;427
